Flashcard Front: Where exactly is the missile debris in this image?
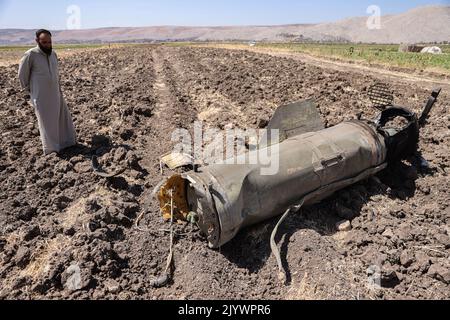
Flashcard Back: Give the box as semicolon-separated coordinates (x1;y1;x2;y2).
158;89;441;251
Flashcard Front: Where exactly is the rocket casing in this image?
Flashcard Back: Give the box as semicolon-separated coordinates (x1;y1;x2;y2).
184;120;387;248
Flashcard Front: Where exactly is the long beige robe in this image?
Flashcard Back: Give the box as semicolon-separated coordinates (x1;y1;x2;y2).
18;46;77;155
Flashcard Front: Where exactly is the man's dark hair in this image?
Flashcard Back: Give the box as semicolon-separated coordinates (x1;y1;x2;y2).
36;29;52;38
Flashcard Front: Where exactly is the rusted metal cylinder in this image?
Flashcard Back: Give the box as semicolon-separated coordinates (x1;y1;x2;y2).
182;120;387;248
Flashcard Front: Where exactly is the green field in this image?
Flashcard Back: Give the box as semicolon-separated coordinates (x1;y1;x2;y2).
255;43;450;73
171;41;450;74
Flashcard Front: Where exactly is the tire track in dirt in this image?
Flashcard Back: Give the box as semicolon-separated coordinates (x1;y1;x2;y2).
121;46;214;299
115;46;186;298
127;46;287;300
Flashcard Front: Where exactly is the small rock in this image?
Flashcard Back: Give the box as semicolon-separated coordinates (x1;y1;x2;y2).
336;220;352;232
131;284;144;294
400;250;415;267
105;279;121;294
92;289;106;299
428;264;450;284
382;228;395;239
396;225;413;242
413;252;431;273
61;263;92;293
434;234;450;249
337;248;348;257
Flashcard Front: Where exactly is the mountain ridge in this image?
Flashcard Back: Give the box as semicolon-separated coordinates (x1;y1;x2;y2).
1;5;449;45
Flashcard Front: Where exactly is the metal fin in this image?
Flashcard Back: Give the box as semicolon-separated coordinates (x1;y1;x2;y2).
260;99;324;148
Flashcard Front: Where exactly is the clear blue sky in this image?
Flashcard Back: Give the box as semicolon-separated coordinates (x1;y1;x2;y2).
0;0;448;29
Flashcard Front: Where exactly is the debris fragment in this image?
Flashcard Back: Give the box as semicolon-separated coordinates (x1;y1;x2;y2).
368;83;394;110
160;152;193;170
158;175;189;221
336;220;352;232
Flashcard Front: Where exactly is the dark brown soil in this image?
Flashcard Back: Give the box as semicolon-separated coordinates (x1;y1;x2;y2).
0;45;448;300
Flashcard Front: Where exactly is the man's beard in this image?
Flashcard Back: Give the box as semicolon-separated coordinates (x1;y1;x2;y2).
38;44;52;55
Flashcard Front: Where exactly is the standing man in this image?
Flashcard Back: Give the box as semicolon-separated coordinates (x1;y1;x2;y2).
18;29;77;155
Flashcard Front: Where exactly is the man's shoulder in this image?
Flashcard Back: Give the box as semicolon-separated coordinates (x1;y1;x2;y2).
24;46;41;57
